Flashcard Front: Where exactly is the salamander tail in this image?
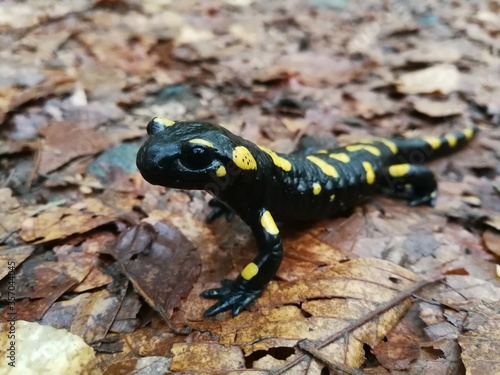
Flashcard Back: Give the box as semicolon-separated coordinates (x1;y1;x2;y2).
390;125;478;161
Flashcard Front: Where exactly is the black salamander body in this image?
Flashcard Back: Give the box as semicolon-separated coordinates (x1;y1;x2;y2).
136;117;477;317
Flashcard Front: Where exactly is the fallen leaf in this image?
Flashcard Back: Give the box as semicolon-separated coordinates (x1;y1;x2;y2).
457;301;500;375
412;97;466;117
78;63;127;100
0;188;24;239
0;254;93;321
38;122;113;174
110;291;142;334
111;221;201;321
350;90;396;119
0;73;75;125
102;356;171;375
0;245;34;280
20;198;117;244
260;54;364;86
420;275;500;305
371;306;424;371
188;259;419;372
73;261;113;293
483;230;500;257
70;289;123;345
395;64;460;94
170;343;245;372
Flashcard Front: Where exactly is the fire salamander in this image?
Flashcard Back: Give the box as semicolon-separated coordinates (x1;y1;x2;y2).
136;117;477;317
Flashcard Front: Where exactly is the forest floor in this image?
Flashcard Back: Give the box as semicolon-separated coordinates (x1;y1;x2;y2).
0;0;499;374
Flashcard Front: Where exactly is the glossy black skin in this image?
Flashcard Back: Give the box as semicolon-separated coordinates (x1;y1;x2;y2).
136;118;476;317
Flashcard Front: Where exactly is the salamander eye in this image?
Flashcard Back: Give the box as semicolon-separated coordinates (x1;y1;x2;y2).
180;143;214;169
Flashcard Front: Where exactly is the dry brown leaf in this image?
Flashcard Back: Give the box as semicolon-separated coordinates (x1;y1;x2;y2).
421;275;500;305
110;291;142;334
187;259;419;372
38;122;113;174
170;343;245;372
371;306;423;371
111;221;201;321
350;90;396;119
0;73;75;125
61;289;121;345
19;198;117;244
42;290;121;343
0;188;24;238
101;356;171;375
0;253;93;321
260;53;363;86
412;97;467;117
483;229;500;257
278;232;346;281
457;301;500;375
395;64;460;94
78;63;128;100
0;245;34;280
73;265;113;293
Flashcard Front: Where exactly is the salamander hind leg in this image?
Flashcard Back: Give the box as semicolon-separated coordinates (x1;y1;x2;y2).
380;164;438;207
201;208;283;317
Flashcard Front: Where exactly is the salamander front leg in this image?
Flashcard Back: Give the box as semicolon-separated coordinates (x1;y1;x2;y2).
202;208;283;317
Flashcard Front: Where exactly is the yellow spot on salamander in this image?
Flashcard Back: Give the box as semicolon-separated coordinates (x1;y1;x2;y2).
365;138;398;154
329;194;335;202
346;144;381;156
463;128;474;140
189;138;214;148
154;117;175;127
241;262;259;281
233;146;257;170
216;165;226;177
313;183;322;195
259;146;292;172
423;136;442;150
306;156;339;178
260;210;279;235
445;134;457;147
362;162;375;185
329;153;351;163
388;164;411;177
316;149;328;154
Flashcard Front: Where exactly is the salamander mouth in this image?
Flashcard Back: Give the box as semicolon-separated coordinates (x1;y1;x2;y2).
137;169;167;186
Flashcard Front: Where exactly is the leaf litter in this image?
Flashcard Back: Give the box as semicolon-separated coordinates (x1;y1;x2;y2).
0;0;499;374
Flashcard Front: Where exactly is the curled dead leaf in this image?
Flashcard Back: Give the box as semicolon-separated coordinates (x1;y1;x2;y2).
111;221;201;322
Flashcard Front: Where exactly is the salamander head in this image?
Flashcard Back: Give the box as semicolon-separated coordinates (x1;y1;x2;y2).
136;117;238;190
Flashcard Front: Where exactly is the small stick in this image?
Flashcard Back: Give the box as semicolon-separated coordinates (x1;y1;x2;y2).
299;339;368;375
